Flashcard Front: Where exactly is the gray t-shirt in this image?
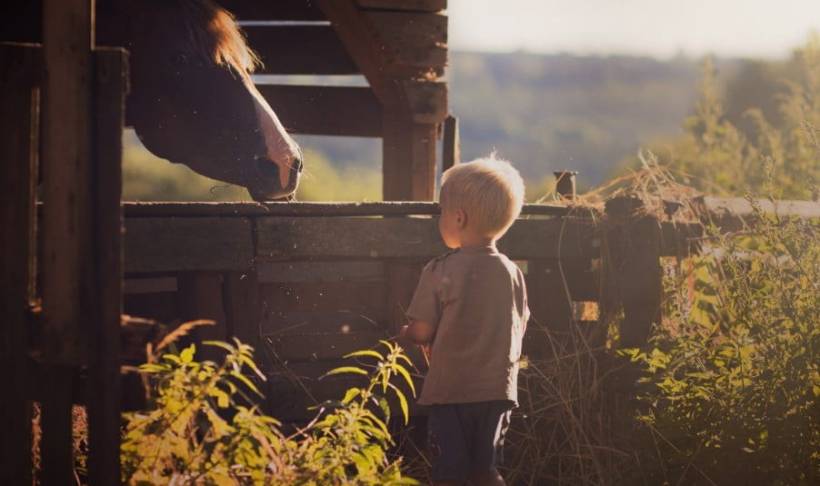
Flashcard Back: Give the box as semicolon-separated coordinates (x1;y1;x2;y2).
406;245;529;406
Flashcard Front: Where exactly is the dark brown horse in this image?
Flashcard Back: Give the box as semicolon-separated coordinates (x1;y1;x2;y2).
3;0;302;200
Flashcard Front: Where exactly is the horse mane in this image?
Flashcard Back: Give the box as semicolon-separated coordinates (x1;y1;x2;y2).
154;0;261;78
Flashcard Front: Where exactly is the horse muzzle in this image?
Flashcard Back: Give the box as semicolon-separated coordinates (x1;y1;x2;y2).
248;156;303;201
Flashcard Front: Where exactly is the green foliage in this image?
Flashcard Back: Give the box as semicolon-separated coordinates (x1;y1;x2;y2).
640;37;820;199
624;207;820;484
121;339;418;485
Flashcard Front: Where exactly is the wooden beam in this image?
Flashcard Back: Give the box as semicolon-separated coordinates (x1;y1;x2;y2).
441;114;459;172
86;47;127;485
257;84;382;137
40;0;93;482
122;201;575;218
217;0;324;21
0;42;40;486
177;272;229;362
124;217;254;273
256;216;597;261
383;112;438;200
368;11;447;77
317;0;398;105
357;0;447;11
244;25;358;75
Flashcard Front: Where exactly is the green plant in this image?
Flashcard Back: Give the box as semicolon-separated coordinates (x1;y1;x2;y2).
121;338;418;485
624;206;820;484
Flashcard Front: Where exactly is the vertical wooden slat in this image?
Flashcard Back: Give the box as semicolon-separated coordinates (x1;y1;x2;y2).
0;42;41;486
178;272;228;361
40;0;94;483
441;114;459;173
224;270;262;353
86;47;127;486
383;112;438;200
604;197;662;348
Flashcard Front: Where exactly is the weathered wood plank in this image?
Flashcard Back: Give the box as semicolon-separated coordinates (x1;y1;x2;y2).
383;113;438;200
265;330;387;361
178;272;229;362
218;0;325;20
244;25;357;75
318;0;397;104
124;217;254;272
224;270;262;355
358;0;447;11
257;261;385;283
261;310;386;337
442;114;460;172
40;0;93;481
260;282;388;320
122;201;574;218
256;216;597;261
86;47;126;486
604;197;662;348
258;84;382;137
0;42;40;486
369;11;447;75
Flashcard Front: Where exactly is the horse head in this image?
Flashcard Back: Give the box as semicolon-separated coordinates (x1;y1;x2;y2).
108;0;303;200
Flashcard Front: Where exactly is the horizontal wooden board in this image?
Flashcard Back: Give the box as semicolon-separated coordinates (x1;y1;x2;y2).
260;282;388;319
264;330;388;361
258;85;381;137
260;310;386;337
218;0;324;20
257;261;385;283
123;201;574;218
124;217;254;273
244;25;358;75
369;11;447;74
358;0;447;11
256;216;598;261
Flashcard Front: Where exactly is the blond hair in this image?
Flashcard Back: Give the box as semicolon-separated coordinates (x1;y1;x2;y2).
439;155;525;238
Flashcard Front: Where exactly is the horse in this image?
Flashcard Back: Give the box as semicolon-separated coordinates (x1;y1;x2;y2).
2;0;303;201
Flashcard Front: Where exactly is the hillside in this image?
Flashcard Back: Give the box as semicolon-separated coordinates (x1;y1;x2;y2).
124;51;739;200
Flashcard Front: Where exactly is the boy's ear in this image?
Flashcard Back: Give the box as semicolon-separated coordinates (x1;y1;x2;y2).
456;208;467;228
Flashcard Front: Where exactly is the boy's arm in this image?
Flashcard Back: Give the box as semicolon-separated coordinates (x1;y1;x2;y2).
400;320;436;345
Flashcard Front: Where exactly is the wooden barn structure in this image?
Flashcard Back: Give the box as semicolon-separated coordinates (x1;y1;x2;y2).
3;1;820;485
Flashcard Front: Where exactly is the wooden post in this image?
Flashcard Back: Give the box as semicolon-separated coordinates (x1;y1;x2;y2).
383;111;438;200
0;42;41;486
553;170;578;200
86;47;127;486
40;0;94;483
224;270;262;355
442;114;460;173
178;272;229;361
604;196;662;348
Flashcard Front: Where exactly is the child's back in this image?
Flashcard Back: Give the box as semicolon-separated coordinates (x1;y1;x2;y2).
401;155;528;485
408;245;528;406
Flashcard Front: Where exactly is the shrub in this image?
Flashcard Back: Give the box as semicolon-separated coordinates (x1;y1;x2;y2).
624;206;820;484
122;338;418;485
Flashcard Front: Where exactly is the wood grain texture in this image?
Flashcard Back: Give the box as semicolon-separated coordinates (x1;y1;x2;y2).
124;217;254;272
0;42;40;486
244;25;357;75
218;0;324;20
86;47;127;486
256;216;597;261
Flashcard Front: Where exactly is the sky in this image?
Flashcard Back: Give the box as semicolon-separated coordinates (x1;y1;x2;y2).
448;0;820;59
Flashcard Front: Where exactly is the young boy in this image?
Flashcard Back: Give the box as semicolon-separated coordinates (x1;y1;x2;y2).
400;155;529;486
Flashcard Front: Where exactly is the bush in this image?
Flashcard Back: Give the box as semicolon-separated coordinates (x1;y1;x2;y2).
122;339;418;485
624;206;820;484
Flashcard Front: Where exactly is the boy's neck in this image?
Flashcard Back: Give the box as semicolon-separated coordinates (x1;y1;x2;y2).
458;233;497;250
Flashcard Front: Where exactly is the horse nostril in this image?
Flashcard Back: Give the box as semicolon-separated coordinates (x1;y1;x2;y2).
293;157;303;173
256;159;279;179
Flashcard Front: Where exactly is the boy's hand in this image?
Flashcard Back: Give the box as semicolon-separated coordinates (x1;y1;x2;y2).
402;320;436;345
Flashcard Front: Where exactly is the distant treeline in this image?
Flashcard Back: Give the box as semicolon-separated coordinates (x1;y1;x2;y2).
125;49;804;201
